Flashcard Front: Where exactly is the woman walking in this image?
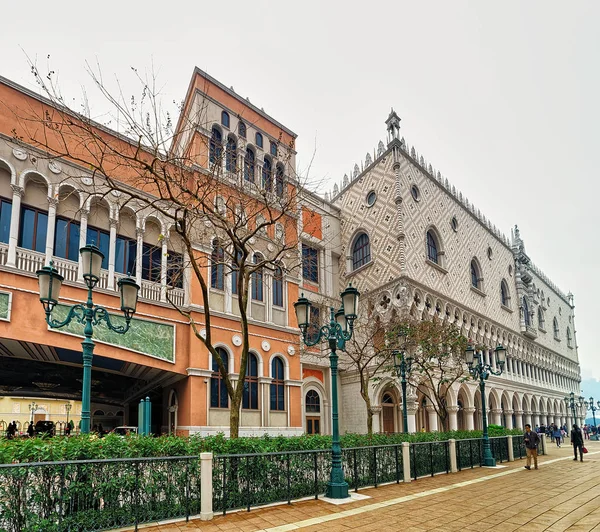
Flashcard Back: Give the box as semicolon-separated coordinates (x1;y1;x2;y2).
553;424;562;447
571;424;584;462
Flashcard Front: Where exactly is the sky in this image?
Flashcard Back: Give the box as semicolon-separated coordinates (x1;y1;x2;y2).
1;1;598;383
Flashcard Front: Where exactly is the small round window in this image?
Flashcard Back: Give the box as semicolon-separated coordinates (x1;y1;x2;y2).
451;216;458;232
487;246;493;260
366;190;377;207
411;185;421;201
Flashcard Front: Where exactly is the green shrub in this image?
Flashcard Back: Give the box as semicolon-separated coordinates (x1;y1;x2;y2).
0;427;523;464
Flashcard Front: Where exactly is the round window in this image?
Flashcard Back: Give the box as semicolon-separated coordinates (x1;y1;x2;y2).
411;185;420;201
487;246;493;260
366;190;377;206
451;216;458;232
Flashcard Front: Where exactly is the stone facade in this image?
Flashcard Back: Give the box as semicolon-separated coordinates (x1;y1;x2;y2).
329;110;582;434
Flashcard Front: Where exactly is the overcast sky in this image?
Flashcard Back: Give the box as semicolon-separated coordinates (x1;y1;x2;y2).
1;1;598;383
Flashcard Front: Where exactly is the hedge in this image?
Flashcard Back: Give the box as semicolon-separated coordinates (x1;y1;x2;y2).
0;426;523;464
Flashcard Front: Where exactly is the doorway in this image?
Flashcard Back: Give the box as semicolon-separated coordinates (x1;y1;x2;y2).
382;392;396;433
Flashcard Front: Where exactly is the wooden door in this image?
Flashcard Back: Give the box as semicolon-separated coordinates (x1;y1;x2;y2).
382;405;395;433
306;416;320;435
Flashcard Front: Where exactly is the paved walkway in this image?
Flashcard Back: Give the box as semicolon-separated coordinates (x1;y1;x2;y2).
141;440;600;532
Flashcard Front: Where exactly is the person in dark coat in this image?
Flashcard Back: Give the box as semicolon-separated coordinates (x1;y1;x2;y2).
524;423;540;470
571;424;584;462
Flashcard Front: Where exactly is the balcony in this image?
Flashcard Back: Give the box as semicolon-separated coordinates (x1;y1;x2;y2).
5;247;184;308
522;324;538;339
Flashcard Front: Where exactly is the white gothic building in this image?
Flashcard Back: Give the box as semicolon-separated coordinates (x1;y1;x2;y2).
329;110;582;434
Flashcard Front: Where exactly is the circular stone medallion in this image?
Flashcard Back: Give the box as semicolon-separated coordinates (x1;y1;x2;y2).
232;334;242;347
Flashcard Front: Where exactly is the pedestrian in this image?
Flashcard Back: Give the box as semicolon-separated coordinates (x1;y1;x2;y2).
27;423;34;438
553;424;562;447
571;424;584;462
549;424;555;443
583;425;590;440
524;423;540;470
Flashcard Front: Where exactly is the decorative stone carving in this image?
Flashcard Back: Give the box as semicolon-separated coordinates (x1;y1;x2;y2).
267;243;274;252
411;147;416;158
333;183;339;196
428;163;433;174
353;164;359;179
111;190;122;197
261;340;271;352
377;140;384;157
48;161;62;174
287;345;296;356
12;148;27;161
81;176;93;186
232;335;242;347
365;153;372;167
342;174;349;188
199;328;207;339
419;155;425;166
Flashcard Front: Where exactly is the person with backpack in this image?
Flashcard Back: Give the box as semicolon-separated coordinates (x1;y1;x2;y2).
553;424;562;447
524;423;540;470
571;424;584;462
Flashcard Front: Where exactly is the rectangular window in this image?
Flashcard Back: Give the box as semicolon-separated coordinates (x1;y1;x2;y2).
0;198;12;244
273;272;283;307
19;206;48;253
86;226;110;270
114;236;137;275
54;218;80;262
242;380;258;410
302;244;319;283
251;268;263;301
167;251;183;288
142;243;162;283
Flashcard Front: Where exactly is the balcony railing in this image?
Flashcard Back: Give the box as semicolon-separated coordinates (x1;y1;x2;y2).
9;247;184;307
0;243;7;266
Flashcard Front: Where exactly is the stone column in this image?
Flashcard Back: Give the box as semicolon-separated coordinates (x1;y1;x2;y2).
507;435;515;461
491;408;503;426
44;196;58;265
514;410;524;429
76;209;89;282
464;407;476;431
447;405;459;431
406;403;418;433
427;404;438;432
107;218;117;290
183;249;191;307
532;411;540;427
449;439;458;473
402;442;411;482
504;409;514;430
6;185;24;268
371;406;382;434
200;452;214;520
160;237;168;302
135;226;144;287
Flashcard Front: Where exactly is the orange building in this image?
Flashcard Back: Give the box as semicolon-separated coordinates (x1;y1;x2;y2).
0;68;340;436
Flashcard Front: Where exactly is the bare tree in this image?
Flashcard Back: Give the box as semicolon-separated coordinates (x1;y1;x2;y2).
388;317;468;431
8;62;321;437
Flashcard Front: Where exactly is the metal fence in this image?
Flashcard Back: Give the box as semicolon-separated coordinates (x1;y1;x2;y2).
0;456;200;532
409;441;450;480
343;444;404;490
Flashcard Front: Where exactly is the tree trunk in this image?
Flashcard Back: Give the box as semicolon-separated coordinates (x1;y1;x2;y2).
367;407;373;436
360;374;373;436
230;397;241;438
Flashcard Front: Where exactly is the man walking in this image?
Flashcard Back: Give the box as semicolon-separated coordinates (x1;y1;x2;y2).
524;423;540;470
571;424;584;462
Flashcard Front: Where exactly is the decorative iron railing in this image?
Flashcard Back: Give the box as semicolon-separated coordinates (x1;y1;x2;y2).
0;456;200;532
409;441;450;480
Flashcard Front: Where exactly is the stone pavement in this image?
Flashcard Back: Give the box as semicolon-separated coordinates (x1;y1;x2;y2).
139;440;600;532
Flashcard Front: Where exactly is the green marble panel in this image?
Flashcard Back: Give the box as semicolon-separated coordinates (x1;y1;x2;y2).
0;292;9;320
52;304;175;362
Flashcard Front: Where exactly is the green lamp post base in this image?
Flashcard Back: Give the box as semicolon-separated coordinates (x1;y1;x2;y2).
326;480;349;499
482;455;497;467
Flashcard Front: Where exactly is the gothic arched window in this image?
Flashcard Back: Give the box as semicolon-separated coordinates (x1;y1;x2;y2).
523;297;531;327
243;352;259;409
244;147;255;182
211;240;224;290
262;157;272;191
270;357;285;411
209;127;222;165
305;390;320;413
501;280;509;307
426;230;438;264
226;136;237;172
221;111;230;128
352;233;371;270
210;348;229;408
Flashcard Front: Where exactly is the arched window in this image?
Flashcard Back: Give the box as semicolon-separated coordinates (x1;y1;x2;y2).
243;353;259;409
538;307;545;329
273;263;284;307
566;327;572;347
500;280;509;306
275;164;284;198
255;132;263;148
270;141;277;157
211;240;224;290
251;253;263;301
553;317;560;338
352;233;371;270
210;348;229;408
262;157;272;191
209;127;222;165
426;230;438;264
226;136;237;172
221;111;230;128
523;297;530;326
471;260;480;289
270;357;285;411
305;390;320;413
244;148;255;183
238;121;246;138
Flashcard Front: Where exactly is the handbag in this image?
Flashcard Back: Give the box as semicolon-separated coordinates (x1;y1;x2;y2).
583;446;588;454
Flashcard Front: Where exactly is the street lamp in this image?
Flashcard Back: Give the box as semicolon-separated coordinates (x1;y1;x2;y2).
65;402;72;424
393;329;413;434
36;245;139;434
294;283;360;499
564;392;580;427
465;344;506;467
28;401;38;423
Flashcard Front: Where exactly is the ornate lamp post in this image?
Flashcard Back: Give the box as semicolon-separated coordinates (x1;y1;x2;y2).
28;401;38;423
65;402;72;424
465;344;506;467
393;332;413;434
36;245;139;434
564;392;582;428
294;283;359;499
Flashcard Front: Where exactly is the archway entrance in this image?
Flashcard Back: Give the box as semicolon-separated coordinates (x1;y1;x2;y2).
382;392;396;433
